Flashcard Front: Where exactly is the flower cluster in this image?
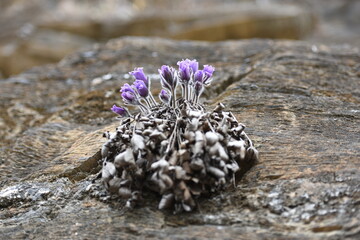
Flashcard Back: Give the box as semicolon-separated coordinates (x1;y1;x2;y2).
111;59;215;116
101;59;258;213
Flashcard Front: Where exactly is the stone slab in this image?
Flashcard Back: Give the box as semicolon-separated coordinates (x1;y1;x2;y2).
0;37;359;239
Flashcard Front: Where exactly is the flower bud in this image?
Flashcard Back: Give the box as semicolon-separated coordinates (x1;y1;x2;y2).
159;89;170;103
121;91;138;105
129;67;148;87
194;70;204;83
120;83;135;94
177;59;198;84
187;59;199;73
133;80;149;98
202;65;215;85
111;104;128;117
158;65;177;90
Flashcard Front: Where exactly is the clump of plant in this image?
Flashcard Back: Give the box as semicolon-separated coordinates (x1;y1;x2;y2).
101;59;258;213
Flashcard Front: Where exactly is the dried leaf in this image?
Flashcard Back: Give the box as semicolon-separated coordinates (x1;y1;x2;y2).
158;193;174;210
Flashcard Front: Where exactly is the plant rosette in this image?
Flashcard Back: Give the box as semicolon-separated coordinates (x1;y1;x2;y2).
101;59;259;213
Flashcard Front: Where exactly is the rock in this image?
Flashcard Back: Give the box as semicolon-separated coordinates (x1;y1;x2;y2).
0;29;95;77
302;0;360;46
169;3;314;41
37;1;314;41
0;37;359;239
0;0;315;77
100;2;314;41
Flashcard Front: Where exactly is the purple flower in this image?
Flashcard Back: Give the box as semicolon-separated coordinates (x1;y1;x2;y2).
180;59;198;73
177;59;199;84
177;61;191;83
194;70;204;83
120;83;135;94
158;65;177;90
121;91;137;105
129;67;148;87
202;65;215;85
133;80;148;97
159;89;170;103
111;104;127;117
120;83;138;104
187;59;199;73
203;65;215;77
193;65;215;85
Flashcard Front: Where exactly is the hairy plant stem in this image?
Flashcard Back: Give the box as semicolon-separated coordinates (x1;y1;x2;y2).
139;102;150;114
138;105;146;114
144;98;152;108
181;84;185;100
191;91;196;103
171;88;176;108
125;108;133;118
165;118;179;154
188;85;194;102
195;95;200;105
148;92;157;106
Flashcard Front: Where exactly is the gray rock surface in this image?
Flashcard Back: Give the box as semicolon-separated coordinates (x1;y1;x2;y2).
0;37;359;239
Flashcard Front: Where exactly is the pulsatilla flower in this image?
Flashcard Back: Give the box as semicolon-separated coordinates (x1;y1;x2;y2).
187;59;199;73
129;67;148;87
159;89;170;103
111;104;128;117
177;59;198;84
194;70;205;83
121;91;138;105
159;65;177;91
120;83;139;105
177;61;191;83
193;65;215;86
120;83;135;94
133;80;149;98
202;65;215;85
203;65;215;77
113;59;215;114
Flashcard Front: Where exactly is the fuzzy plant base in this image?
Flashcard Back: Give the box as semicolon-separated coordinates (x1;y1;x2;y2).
100;59;259;213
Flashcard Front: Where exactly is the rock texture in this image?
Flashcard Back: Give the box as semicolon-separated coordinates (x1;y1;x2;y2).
0;37;359;239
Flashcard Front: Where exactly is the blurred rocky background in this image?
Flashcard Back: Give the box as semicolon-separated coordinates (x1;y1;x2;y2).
0;0;359;78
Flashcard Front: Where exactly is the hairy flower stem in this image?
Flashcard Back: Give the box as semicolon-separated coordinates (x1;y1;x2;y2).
139;102;150;114
195;95;200;105
148;92;157;106
124;108;133;118
191;91;196;103
144;98;152;108
188;85;193;102
171;88;176;108
138;105;147;114
165;118;179;154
